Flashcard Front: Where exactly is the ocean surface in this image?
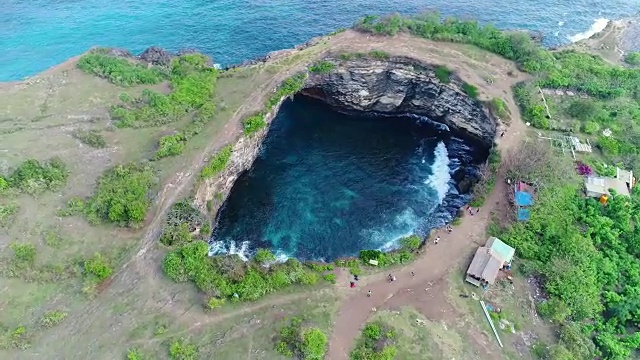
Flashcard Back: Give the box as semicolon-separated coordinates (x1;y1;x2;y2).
2;0;640;81
211;97;481;261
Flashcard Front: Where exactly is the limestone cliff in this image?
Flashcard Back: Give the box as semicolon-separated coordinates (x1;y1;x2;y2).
300;56;497;148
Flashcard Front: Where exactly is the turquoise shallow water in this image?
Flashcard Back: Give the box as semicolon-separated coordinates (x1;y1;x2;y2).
3;0;640;81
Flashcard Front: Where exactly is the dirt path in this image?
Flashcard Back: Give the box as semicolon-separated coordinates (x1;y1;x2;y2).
326;90;528;359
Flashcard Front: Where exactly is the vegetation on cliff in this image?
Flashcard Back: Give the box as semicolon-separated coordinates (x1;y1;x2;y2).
356;13;640;359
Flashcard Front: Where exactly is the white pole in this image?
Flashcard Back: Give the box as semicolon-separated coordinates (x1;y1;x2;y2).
480;300;504;348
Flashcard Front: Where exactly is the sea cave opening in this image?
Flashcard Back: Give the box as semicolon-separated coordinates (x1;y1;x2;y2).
211;57;495;261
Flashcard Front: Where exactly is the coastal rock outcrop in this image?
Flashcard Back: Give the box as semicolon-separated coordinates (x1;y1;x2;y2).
300;56;497;148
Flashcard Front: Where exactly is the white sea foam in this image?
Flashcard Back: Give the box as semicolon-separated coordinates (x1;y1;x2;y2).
558;21;564;26
209;239;251;261
568;18;609;42
425;141;451;202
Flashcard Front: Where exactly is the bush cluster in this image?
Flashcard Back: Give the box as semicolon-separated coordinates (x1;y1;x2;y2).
309;61;336;73
83;163;156;226
624;52;640;66
107;53;218;128
162;242;320;302
6;158;69;195
266;73;306;110
434;65;451;83
77;50;166;87
350;321;397;360
160;198;210;246
275;317;328;360
242;113;267;135
73;129;107;148
489;97;509;119
169;339;197;360
40;310;68;328
200;145;233;179
0;202;19;229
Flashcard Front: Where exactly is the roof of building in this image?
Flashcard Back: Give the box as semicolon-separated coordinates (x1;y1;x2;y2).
466;238;516;285
466;247;503;285
585;176;630;197
486;237;515;264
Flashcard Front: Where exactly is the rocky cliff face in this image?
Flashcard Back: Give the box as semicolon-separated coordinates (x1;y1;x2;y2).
300;56;496;148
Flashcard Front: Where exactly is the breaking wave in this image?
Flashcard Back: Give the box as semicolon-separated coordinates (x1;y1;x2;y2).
568;18;609;42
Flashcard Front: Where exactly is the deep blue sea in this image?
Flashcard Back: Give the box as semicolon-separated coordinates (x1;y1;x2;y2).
212;97;481;261
2;0;640;81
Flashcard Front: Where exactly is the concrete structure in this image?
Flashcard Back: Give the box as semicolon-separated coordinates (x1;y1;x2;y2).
584;167;635;198
465;237;515;287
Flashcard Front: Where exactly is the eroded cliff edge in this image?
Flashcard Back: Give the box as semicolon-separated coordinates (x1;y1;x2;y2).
300;56;497;148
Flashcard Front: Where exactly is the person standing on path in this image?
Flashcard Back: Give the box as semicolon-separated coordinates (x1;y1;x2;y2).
411;271;415;277
434;236;440;245
367;290;371;297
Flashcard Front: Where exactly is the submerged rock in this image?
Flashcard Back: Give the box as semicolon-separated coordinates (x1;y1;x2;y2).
301;56;497;148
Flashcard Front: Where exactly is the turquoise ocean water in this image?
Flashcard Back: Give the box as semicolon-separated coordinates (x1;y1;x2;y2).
2;0;640;81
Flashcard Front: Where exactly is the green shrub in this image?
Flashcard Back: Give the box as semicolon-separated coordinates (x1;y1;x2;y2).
40;310;67;328
583;121;600;134
6;326;31;350
488;147;501;171
254;248;276;265
77;51;166;87
0;202;19;228
399;235;421;251
0;176;9;192
8;158;69;194
489;98;509;119
127;348;144;360
160;198;207;246
434;66;451;83
243;113;267;135
163;241;319;301
169;339;197;360
84;253;113;281
200;145;232;179
119;92;133;103
205;297;225;311
301;328;328;360
266;73;306;110
567;99;599;121
368;50;389;60
106;53;217;128
276;318;327;360
42;229;65;249
73;130;107;148
10;242;36;264
323;273;336;283
624;52;640;66
84;163;155;226
309;61;336;73
451;217;462;226
153;133;186;160
350;321;397;360
462;83;479;99
597;136;620;156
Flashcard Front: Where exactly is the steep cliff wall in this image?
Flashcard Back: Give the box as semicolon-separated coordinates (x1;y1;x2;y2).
300;56;497;148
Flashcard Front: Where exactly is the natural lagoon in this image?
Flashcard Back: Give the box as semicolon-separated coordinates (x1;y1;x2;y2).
211;96;485;261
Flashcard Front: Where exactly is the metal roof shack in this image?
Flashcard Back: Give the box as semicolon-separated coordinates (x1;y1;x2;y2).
465;237;515;287
584;167;634;198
